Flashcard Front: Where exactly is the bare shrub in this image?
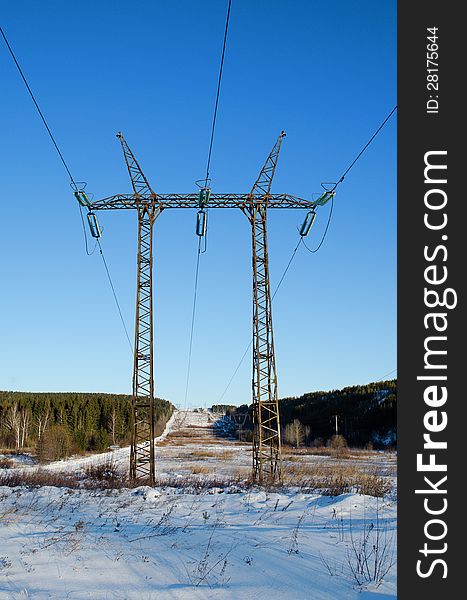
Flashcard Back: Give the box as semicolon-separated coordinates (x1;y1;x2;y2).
327;434;348;450
347;503;396;586
283;463;318;479
288;509;308;554
284;419;309;448
231;467;251;480
85;459;120;481
314;471;352;496
0;469;80;488
0;457;14;469
39;425;72;462
355;473;392;497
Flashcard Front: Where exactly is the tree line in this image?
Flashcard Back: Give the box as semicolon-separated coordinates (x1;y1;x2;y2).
213;380;397;449
0;391;173;461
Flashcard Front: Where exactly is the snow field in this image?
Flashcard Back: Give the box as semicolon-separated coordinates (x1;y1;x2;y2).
0;410;397;598
0;485;396;599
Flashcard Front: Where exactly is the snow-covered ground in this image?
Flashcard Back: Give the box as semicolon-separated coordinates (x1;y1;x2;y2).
0;410;397;599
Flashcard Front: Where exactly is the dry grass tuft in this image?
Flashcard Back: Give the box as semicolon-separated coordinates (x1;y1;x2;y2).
284;446;382;460
217;450;235;460
185;449;235;461
186;450;218;459
190;465;211;475
282;454;304;463
0;469;81;489
282;463;392;497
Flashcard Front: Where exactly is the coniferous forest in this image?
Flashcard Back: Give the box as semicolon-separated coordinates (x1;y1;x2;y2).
1;380;396;461
213;380;397;449
0;391;173;461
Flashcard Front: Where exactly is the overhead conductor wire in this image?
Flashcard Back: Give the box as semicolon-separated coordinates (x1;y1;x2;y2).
1;26;133;353
183;237;203;407
217;105;397;404
183;0;232;408
302;104;397;254
204;0;232;187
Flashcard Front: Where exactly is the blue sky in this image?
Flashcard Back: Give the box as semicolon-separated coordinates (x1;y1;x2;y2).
0;1;396;407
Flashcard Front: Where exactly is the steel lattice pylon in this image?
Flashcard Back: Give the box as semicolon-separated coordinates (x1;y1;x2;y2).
117;133;161;484
243;132;285;482
250;206;281;481
92;131;324;484
130;206;157;482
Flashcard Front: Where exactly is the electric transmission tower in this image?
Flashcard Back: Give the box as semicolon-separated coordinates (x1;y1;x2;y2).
90;131;332;484
117;133;160;483
1;9;394;487
242;132;285;482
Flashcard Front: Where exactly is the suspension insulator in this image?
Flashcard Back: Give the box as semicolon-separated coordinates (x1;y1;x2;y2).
74;190;92;208
299;210;317;237
198;188;211;209
314;191;334;207
87;212;102;238
196;210;207;237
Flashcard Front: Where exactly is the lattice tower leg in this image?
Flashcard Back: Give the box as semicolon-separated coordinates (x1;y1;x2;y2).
130;205;156;484
251;206;282;483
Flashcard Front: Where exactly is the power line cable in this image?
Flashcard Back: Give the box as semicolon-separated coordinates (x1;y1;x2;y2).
301;196;334;254
1;24;97;254
376;368;397;382
1;25;133;352
0;26;76;186
217;342;250;405
216;236;302;404
183;237;203;407
204;0;232;187
329;105;397;194
216;105;397;404
272;237;302;301
78;204;98;256
184;0;232;407
302;105;396;254
97;239;134;354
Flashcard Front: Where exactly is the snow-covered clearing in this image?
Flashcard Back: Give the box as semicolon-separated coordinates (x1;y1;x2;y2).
0;410;397;599
31;410;396;487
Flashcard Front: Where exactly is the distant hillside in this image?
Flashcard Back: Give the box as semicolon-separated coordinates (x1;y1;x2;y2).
0;391;173;458
213;380;396;449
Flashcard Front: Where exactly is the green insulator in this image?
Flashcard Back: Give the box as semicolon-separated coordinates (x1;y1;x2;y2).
74;190;92;208
198;188;211;208
314;191;334;207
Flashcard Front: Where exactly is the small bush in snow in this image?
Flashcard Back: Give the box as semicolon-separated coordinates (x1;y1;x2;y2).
85;460;120;482
0;457;14;469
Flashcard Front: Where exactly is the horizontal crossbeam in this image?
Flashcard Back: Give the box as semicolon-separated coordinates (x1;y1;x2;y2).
91;193;315;211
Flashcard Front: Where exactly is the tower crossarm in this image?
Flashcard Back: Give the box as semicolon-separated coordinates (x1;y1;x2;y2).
91;193;315;211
